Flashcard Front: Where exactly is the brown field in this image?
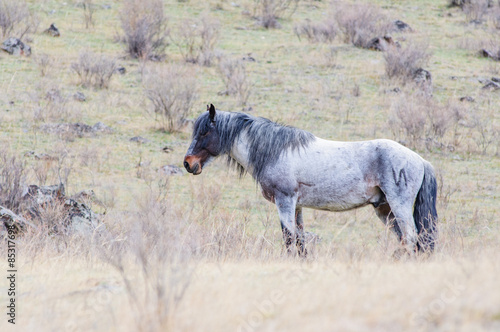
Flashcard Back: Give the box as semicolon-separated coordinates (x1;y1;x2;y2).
0;0;499;331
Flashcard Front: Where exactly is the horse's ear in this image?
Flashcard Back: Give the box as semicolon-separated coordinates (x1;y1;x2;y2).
209;104;216;122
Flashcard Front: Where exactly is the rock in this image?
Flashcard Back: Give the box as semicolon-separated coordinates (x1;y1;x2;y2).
115;67;126;74
162;146;173;153
73;91;86;102
413;68;432;96
159;165;183;176
64;198;100;234
130;136;150;144
92;122;113;134
393;20;412;32
492;77;500;83
1;38;31;56
479;49;500;61
366;35;397;51
0;206;34;234
40;122;113;137
459;96;475;102
44;23;60;37
482;81;500;90
22;183;66;206
242;53;256;62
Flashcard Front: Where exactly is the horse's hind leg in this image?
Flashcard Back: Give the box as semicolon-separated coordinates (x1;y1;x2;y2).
373;200;402;242
295;207;307;256
387;202;418;253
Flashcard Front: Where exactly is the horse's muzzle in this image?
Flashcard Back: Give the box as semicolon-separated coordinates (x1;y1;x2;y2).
184;156;202;175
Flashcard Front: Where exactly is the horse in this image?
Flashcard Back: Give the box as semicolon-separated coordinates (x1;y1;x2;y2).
184;104;438;256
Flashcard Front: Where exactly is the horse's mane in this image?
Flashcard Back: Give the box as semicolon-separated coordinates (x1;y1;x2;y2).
193;111;315;181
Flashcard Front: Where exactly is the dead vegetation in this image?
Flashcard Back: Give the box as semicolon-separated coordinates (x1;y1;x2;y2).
71;51;117;89
0;0;38;39
119;0;169;60
143;64;198;132
252;0;300;28
384;40;432;83
173;14;221;66
217;57;252;106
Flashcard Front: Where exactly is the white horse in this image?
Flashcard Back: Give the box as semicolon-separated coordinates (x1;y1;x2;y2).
184;105;438;255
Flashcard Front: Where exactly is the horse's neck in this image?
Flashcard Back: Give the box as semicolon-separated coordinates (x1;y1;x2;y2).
229;131;253;173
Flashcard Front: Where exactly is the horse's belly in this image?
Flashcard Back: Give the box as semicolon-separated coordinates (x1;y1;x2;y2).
296;181;381;212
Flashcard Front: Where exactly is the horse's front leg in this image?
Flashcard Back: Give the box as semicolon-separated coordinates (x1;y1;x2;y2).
275;193;298;255
295;207;307;257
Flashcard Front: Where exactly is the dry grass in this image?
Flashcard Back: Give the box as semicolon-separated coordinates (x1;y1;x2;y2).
252;0;300;29
384;40;432;83
0;0;499;331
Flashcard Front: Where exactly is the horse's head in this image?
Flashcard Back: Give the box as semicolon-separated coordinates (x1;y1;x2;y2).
184;104;221;175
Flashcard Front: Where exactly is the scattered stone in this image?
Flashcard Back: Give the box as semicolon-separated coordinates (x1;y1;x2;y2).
20;183;101;234
162;146;173;153
40;122;113;137
130;136;150;144
366;35;397;51
492;77;500;83
159;165;183;176
242;53;256;62
459;96;475;102
34;153;58;161
0;206;34;234
479;49;500;61
413;68;432;96
1;38;31;56
116;66;126;74
482;81;500;90
393;20;412;32
44;23;60;37
73;91;86;102
22;183;66;206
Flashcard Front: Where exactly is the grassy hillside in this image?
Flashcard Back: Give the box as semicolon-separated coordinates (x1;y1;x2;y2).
0;0;499;331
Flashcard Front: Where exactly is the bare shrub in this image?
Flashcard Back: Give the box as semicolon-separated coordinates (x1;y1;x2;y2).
143;64;197;132
120;0;169;60
252;0;300;29
0;150;25;213
80;0;95;28
333;1;390;48
384;41;432;83
294;19;337;43
389;92;462;149
0;0;38;38
174;15;220;66
464;0;490;22
34;53;52;77
71;51;117;89
218;57;251;106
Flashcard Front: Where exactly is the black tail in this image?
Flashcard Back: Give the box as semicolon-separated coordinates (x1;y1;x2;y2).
414;162;438;253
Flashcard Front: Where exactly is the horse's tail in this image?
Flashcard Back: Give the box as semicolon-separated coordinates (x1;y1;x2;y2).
413;161;438;253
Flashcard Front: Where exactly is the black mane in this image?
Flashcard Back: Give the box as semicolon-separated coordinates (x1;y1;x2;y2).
193;111;315;182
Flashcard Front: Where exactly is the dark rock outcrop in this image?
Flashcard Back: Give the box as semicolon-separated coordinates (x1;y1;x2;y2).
1;38;31;56
44;23;60;37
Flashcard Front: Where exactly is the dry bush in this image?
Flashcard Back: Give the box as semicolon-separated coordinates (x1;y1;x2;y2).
218;57;252;106
294;19;337;43
389;92;462;149
34;53;52;77
463;0;490;22
71;51;117;89
0;0;38;38
333;1;390;48
0;150;25;213
174;15;220;66
80;0;95;29
384;41;432;83
252;0;300;29
120;0;169;60
143;64;197;132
